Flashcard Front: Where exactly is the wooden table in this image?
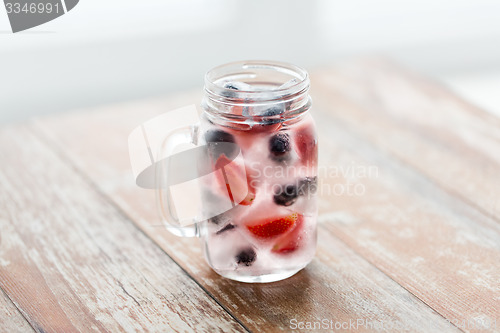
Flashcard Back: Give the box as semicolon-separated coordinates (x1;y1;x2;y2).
1;59;499;333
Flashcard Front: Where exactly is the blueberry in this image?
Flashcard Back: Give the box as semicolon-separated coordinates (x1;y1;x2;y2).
221;82;252;98
242;105;284;121
224;83;241;90
273;177;318;206
269;133;291;157
216;223;236;235
261;106;285;125
205;129;235;144
273;184;300;206
262;106;284;117
205;130;238;159
235;248;256;266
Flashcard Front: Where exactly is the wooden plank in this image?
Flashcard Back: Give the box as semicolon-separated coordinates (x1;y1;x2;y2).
0;126;246;333
313;118;500;333
0;288;34;332
33;93;461;332
305;61;500;332
311;58;500;221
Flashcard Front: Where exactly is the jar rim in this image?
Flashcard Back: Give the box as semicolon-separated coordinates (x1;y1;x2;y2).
204;60;309;103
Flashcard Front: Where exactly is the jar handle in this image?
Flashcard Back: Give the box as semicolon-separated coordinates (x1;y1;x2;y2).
155;125;199;237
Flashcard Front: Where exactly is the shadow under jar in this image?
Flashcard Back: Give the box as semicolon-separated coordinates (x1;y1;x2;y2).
159;61;318;283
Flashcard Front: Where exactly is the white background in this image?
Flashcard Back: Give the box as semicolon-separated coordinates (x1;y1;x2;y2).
1;0;500;123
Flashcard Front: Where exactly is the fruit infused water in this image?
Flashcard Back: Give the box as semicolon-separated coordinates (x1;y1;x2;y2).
199;61;318;283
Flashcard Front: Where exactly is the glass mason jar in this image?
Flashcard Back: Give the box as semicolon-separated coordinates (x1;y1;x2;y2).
157;60;318;283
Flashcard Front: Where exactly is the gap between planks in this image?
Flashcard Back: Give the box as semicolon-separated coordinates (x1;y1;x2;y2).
0;284;36;332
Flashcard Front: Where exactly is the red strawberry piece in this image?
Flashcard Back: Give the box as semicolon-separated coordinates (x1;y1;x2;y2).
214;155;256;206
294;124;317;164
225;129;255;151
247;213;301;239
271;215;305;254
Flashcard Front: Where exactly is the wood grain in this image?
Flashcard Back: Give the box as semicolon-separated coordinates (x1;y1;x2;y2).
307;60;500;332
0;288;34;332
0;126;246;333
314;116;500;333
33;93;461;332
311;58;500;221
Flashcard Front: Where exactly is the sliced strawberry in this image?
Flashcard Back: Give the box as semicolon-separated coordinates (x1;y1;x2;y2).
247;212;302;239
272;215;305;254
294;123;317;164
214;154;256;206
239;191;255;205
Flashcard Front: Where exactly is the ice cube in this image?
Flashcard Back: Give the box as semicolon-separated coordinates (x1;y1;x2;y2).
221;81;254;98
275;78;299;90
241;79;298;117
223;81;253;91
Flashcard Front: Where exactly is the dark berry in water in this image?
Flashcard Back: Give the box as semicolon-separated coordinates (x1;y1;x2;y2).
205;130;238;159
273;184;300;206
208;216;221;225
269;133;291;157
273;176;318;206
216;223;236;235
205;129;235;144
261;106;285;125
221;81;251;98
236;248;256;266
263;106;284;117
224;83;240;90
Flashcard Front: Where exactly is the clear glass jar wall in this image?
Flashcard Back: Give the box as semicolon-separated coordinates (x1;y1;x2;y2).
198;61;318;283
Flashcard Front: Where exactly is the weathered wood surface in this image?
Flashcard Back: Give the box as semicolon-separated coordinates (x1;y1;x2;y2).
0;59;499;332
0;288;34;332
32;95;461;331
314;119;500;332
0;126;246;332
312;58;500;221
309;60;500;332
